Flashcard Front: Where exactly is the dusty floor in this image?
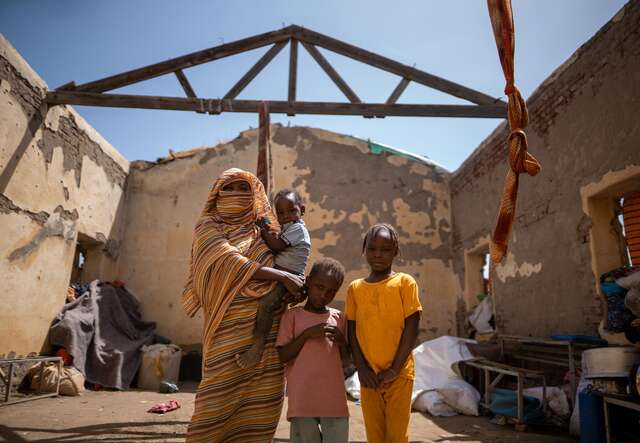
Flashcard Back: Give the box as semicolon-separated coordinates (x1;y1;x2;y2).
0;382;575;443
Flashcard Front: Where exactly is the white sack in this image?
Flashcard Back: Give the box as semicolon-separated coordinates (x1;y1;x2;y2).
437;379;481;416
345;372;361;400
413;390;458;416
523;386;570;417
468;296;494;333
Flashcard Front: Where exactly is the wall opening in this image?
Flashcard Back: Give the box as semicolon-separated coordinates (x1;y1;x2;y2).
583;169;640;337
70;233;101;284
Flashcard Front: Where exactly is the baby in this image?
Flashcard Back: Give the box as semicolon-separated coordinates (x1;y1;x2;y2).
236;188;311;368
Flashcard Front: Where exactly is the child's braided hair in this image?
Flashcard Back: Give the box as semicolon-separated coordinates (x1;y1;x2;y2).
308;257;345;287
362;223;400;254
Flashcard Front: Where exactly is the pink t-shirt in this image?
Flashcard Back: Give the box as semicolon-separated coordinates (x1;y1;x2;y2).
276;306;349;419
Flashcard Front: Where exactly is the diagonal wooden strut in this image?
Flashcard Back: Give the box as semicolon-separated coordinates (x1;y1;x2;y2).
71;27;295;93
292;26;499;105
386;77;411;104
301;42;360;103
223;41;288;99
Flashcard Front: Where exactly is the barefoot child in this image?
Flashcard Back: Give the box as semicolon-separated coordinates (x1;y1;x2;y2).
236;189;311;368
346;223;422;443
276;258;349;443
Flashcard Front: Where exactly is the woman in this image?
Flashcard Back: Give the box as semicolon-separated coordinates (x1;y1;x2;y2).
182;168;304;442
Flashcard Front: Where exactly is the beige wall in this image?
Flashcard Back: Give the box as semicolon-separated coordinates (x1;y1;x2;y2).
0;34;129;354
117;126;459;346
450;2;640;338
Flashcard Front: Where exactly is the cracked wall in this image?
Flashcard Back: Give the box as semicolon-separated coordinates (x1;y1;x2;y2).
450;1;640;337
117;125;458;345
0;34;130;354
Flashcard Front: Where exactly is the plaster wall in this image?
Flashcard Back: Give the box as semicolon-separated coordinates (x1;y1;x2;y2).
0;34;129;354
117;126;458;346
450;2;640;337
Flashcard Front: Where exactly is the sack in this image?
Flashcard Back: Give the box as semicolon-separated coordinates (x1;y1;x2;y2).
413;390;457;416
29;363;85;396
437;379;481;416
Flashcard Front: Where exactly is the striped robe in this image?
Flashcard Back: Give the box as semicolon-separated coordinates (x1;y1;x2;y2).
183;168;284;442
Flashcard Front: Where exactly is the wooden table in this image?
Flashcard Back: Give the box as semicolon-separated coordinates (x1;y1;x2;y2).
602;394;640;443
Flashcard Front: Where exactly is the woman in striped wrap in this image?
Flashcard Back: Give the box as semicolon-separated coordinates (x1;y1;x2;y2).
182;168;305;442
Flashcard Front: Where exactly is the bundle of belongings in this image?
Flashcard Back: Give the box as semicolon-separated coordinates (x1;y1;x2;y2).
600;266;640;343
45;280;156;390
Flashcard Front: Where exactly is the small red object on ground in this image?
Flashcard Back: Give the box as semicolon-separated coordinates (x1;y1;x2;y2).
147;399;180;414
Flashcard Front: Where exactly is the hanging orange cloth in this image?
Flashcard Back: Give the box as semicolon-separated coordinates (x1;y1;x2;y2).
623;193;640;266
487;0;541;264
257;101;273;196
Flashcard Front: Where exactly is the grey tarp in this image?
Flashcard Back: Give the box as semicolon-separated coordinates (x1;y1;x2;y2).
48;280;155;390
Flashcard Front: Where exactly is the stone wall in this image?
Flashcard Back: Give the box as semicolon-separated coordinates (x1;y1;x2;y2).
450;2;640;337
116;126;458;346
0;34;129;354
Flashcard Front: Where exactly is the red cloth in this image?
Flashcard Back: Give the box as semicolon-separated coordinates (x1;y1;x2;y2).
147;399;180;414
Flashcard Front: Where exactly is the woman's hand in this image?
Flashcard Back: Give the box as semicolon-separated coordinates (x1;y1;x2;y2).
279;272;304;297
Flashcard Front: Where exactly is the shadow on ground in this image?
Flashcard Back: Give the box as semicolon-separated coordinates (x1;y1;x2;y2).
0;421;189;443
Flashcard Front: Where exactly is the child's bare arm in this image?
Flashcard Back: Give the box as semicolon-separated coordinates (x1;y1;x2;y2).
277;323;329;363
378;311;421;384
347;320;379;389
259;221;288;253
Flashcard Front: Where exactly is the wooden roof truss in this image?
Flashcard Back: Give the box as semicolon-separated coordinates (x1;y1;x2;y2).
46;25;507;119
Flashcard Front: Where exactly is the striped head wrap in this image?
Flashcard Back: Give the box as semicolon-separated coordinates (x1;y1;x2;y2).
182;168;279;340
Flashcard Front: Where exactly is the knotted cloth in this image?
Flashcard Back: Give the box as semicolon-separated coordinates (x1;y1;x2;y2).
487;0;541;263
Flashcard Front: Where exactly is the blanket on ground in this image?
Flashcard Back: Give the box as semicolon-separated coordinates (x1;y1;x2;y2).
48;280;155;390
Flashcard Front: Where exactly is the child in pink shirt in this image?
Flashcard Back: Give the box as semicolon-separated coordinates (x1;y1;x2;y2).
276;258;349;443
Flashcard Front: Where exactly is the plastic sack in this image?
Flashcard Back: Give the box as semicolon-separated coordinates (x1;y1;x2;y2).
413;390;457;417
412;336;476;401
437;379;481;416
569;375;591;436
523;386;570;417
138;344;182;391
468;296;494;333
344;371;361;400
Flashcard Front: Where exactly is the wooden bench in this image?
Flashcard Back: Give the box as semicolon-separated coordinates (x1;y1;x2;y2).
464;358;547;430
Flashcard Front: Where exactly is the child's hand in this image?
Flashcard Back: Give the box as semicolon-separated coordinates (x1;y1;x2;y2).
256;217;270;230
303;323;331;339
377;367;399;386
357;365;379;389
325;326;346;346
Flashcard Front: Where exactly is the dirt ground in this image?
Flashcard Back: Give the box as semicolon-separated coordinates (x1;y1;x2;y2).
0;382;575;443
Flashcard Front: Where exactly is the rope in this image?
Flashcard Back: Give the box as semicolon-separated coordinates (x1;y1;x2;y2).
487;0;541;264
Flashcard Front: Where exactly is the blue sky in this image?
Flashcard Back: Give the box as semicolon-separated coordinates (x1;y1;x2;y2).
0;1;627;170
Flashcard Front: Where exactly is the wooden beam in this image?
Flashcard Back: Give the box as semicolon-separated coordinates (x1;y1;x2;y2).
174;70;197;98
288;39;298;112
223;41;287;99
72;26;296;93
46;91;507;118
301;42;360;103
386;77;410;104
292;26;503;106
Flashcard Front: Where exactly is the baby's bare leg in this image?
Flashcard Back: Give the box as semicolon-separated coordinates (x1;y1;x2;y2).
236;286;285;368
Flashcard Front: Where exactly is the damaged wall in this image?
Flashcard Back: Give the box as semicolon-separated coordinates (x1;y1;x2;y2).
0;34;129;354
116;126;458;346
450;2;640;337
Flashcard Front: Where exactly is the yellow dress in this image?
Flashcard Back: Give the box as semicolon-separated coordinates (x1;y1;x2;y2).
346;272;422;443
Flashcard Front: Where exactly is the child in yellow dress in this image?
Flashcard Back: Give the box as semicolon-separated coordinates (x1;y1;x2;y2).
346;223;422;443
